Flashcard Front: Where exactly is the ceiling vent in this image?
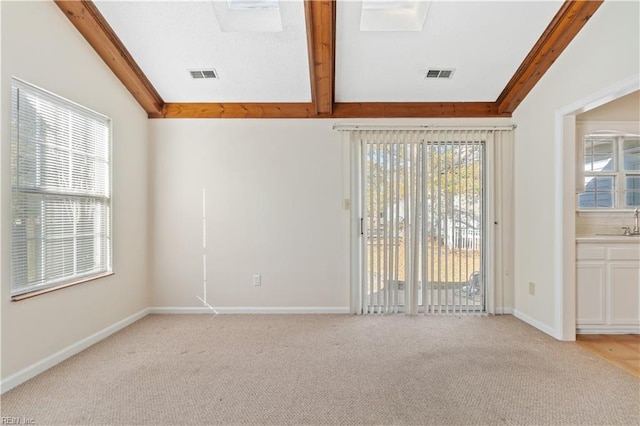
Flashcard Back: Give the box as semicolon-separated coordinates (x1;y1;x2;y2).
425;69;455;79
189;69;219;80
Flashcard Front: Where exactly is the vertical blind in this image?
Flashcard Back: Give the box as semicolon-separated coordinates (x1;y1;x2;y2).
356;128;509;315
11;79;112;296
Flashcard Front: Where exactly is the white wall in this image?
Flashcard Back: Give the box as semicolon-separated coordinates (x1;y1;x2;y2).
1;1;150;380
512;1;640;337
577;90;639;121
150;119;350;310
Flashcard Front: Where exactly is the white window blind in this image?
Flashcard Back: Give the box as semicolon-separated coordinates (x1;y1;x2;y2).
11;79;112;297
345;126;514;316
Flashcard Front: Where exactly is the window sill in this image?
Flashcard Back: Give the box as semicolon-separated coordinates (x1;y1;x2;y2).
577;209;638;216
11;272;114;301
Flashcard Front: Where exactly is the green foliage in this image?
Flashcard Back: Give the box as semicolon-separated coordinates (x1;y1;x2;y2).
364;142;482;217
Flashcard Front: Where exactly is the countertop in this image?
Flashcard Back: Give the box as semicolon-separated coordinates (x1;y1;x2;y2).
576;235;640;244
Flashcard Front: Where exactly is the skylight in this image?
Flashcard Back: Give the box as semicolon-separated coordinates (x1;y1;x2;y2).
213;0;282;32
362;0;415;10
360;0;430;32
226;0;279;10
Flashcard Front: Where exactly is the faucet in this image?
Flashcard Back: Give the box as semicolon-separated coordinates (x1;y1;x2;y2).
634;208;639;235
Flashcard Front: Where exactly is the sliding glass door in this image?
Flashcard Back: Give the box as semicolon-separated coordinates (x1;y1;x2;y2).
359;130;485;315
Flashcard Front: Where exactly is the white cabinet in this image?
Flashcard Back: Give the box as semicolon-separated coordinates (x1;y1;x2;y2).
609;262;640;326
576;240;640;334
576;261;606;325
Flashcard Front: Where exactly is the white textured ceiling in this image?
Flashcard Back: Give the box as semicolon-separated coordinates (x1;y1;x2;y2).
95;0;312;103
95;0;563;104
336;0;562;102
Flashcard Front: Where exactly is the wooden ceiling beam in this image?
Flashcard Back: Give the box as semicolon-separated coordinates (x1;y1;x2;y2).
333;102;509;118
496;0;603;115
55;0;165;117
305;0;336;115
159;102;508;119
161;103;320;119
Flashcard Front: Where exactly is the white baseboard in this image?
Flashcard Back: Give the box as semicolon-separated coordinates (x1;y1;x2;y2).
577;325;640;334
148;306;351;314
494;307;514;315
0;308;149;394
513;309;558;339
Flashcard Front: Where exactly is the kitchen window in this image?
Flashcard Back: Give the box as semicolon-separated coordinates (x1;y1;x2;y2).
578;135;640;209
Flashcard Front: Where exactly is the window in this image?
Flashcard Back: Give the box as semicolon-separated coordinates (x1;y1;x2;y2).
579;135;640;209
11;79;112;298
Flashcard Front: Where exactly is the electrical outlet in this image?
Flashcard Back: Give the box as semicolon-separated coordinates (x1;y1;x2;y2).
528;281;535;296
253;275;261;286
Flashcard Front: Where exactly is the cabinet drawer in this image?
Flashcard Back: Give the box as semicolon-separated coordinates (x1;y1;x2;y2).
607;246;640;261
577;245;606;260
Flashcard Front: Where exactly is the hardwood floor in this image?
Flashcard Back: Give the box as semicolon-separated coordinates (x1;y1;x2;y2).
576;334;640;378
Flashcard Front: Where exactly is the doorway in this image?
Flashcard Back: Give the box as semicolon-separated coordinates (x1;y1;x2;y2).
556;77;639;340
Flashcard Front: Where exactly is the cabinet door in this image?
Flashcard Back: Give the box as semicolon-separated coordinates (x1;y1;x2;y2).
576;261;606;325
608;262;640;325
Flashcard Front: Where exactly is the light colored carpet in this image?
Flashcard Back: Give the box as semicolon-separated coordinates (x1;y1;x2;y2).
1;314;639;425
